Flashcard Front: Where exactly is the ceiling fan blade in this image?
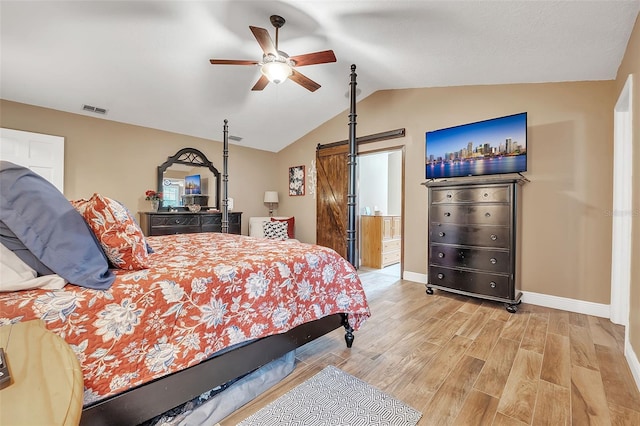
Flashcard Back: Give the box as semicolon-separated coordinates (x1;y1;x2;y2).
289;50;337;67
249;26;277;56
290;69;321;92
210;59;259;66
251;74;270;91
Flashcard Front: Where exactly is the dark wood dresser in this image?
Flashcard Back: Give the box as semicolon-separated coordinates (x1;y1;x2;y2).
424;177;525;312
139;211;242;236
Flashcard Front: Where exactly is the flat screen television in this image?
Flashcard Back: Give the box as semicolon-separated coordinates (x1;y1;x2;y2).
425;112;527;179
184;174;201;194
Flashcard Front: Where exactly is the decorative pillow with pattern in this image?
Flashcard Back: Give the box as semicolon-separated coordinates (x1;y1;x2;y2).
262;220;288;240
271;216;295;239
72;193;150;270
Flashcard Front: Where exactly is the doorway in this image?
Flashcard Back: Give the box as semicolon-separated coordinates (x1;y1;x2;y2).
610;75;633;327
358;149;403;279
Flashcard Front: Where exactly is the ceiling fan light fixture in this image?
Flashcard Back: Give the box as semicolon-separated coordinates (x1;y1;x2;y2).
261;61;292;84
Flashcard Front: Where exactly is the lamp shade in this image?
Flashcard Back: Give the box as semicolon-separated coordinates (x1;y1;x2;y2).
261;61;292;84
264;191;279;203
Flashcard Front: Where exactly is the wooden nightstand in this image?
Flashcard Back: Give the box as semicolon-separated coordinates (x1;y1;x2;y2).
0;319;83;425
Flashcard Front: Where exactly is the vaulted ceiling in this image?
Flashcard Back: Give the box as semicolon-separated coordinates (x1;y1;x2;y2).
1;1;638;152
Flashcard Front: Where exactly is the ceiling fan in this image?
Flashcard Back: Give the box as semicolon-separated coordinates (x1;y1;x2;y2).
210;15;336;92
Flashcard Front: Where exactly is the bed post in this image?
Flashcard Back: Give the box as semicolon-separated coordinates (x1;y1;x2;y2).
347;64;357;267
222;119;229;233
343;64;358;349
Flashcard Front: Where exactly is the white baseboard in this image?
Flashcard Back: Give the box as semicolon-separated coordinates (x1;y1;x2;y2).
402;271;426;284
401;271;610;318
521;291;610;318
626;340;640;393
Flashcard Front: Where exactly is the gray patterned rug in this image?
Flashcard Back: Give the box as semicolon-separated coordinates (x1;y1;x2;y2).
237;365;422;426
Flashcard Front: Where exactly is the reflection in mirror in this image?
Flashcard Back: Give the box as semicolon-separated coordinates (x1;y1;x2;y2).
157;148;221;211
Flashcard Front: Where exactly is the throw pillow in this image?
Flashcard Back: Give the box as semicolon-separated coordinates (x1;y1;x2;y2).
72;193;150;270
271;216;295;239
0;243;67;292
262;220;288;240
0;161;115;290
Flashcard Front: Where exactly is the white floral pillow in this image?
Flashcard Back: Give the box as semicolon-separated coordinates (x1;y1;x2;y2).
262;221;288;240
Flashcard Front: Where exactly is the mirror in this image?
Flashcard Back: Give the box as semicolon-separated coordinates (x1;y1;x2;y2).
157;147;221;211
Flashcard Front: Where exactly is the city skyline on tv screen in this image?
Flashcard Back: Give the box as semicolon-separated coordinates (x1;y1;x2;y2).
426;112;527;179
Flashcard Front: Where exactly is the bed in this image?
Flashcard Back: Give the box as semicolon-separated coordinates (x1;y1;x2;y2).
0;230;370;424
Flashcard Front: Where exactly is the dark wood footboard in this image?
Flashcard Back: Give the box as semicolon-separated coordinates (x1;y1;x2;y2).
81;313;350;426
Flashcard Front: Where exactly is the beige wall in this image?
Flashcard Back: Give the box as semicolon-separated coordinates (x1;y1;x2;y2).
280;81;616;305
1;79;619;307
0;100;278;235
615;13;640;371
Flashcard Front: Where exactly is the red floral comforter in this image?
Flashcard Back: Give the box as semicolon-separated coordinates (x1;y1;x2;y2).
0;233;371;405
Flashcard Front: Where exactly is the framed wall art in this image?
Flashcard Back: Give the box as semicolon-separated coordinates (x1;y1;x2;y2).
289;165;305;196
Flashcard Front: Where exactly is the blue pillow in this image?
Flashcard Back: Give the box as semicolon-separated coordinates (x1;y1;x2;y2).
0;161;115;290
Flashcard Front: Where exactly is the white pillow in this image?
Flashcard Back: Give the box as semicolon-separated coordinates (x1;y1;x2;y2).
262;221;288;240
0;243;67;291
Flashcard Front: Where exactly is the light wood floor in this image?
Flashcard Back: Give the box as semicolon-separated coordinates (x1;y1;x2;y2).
220;270;640;425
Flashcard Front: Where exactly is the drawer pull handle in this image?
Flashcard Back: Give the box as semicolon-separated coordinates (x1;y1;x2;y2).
444;212;451;217
483;193;489;198
490;281;496;288
490;258;497;264
485;212;491;217
446;193;452;198
438;252;445;258
437;273;444;279
459;252;465;259
490;234;497;241
439;232;445;237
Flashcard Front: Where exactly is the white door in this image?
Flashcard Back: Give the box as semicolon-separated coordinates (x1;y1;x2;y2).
0;128;65;193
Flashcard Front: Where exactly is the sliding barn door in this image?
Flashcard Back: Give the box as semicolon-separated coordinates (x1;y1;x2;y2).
316;145;349;258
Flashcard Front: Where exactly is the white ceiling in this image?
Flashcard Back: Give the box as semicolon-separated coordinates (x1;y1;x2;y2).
1;1;638;152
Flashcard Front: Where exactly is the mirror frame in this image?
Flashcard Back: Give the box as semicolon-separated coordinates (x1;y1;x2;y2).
157;147;221;210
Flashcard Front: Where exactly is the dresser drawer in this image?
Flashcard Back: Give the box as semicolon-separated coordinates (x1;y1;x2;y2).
151;226;201;235
431;185;510;204
429;266;512;299
140;212;242;236
201;215;222;226
430;223;510;248
381;250;400;267
430;204;510;225
429;244;510;273
150;214;200;227
382;239;401;253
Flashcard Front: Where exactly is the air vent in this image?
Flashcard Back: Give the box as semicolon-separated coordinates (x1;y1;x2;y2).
82;104;108;115
229;135;243;142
